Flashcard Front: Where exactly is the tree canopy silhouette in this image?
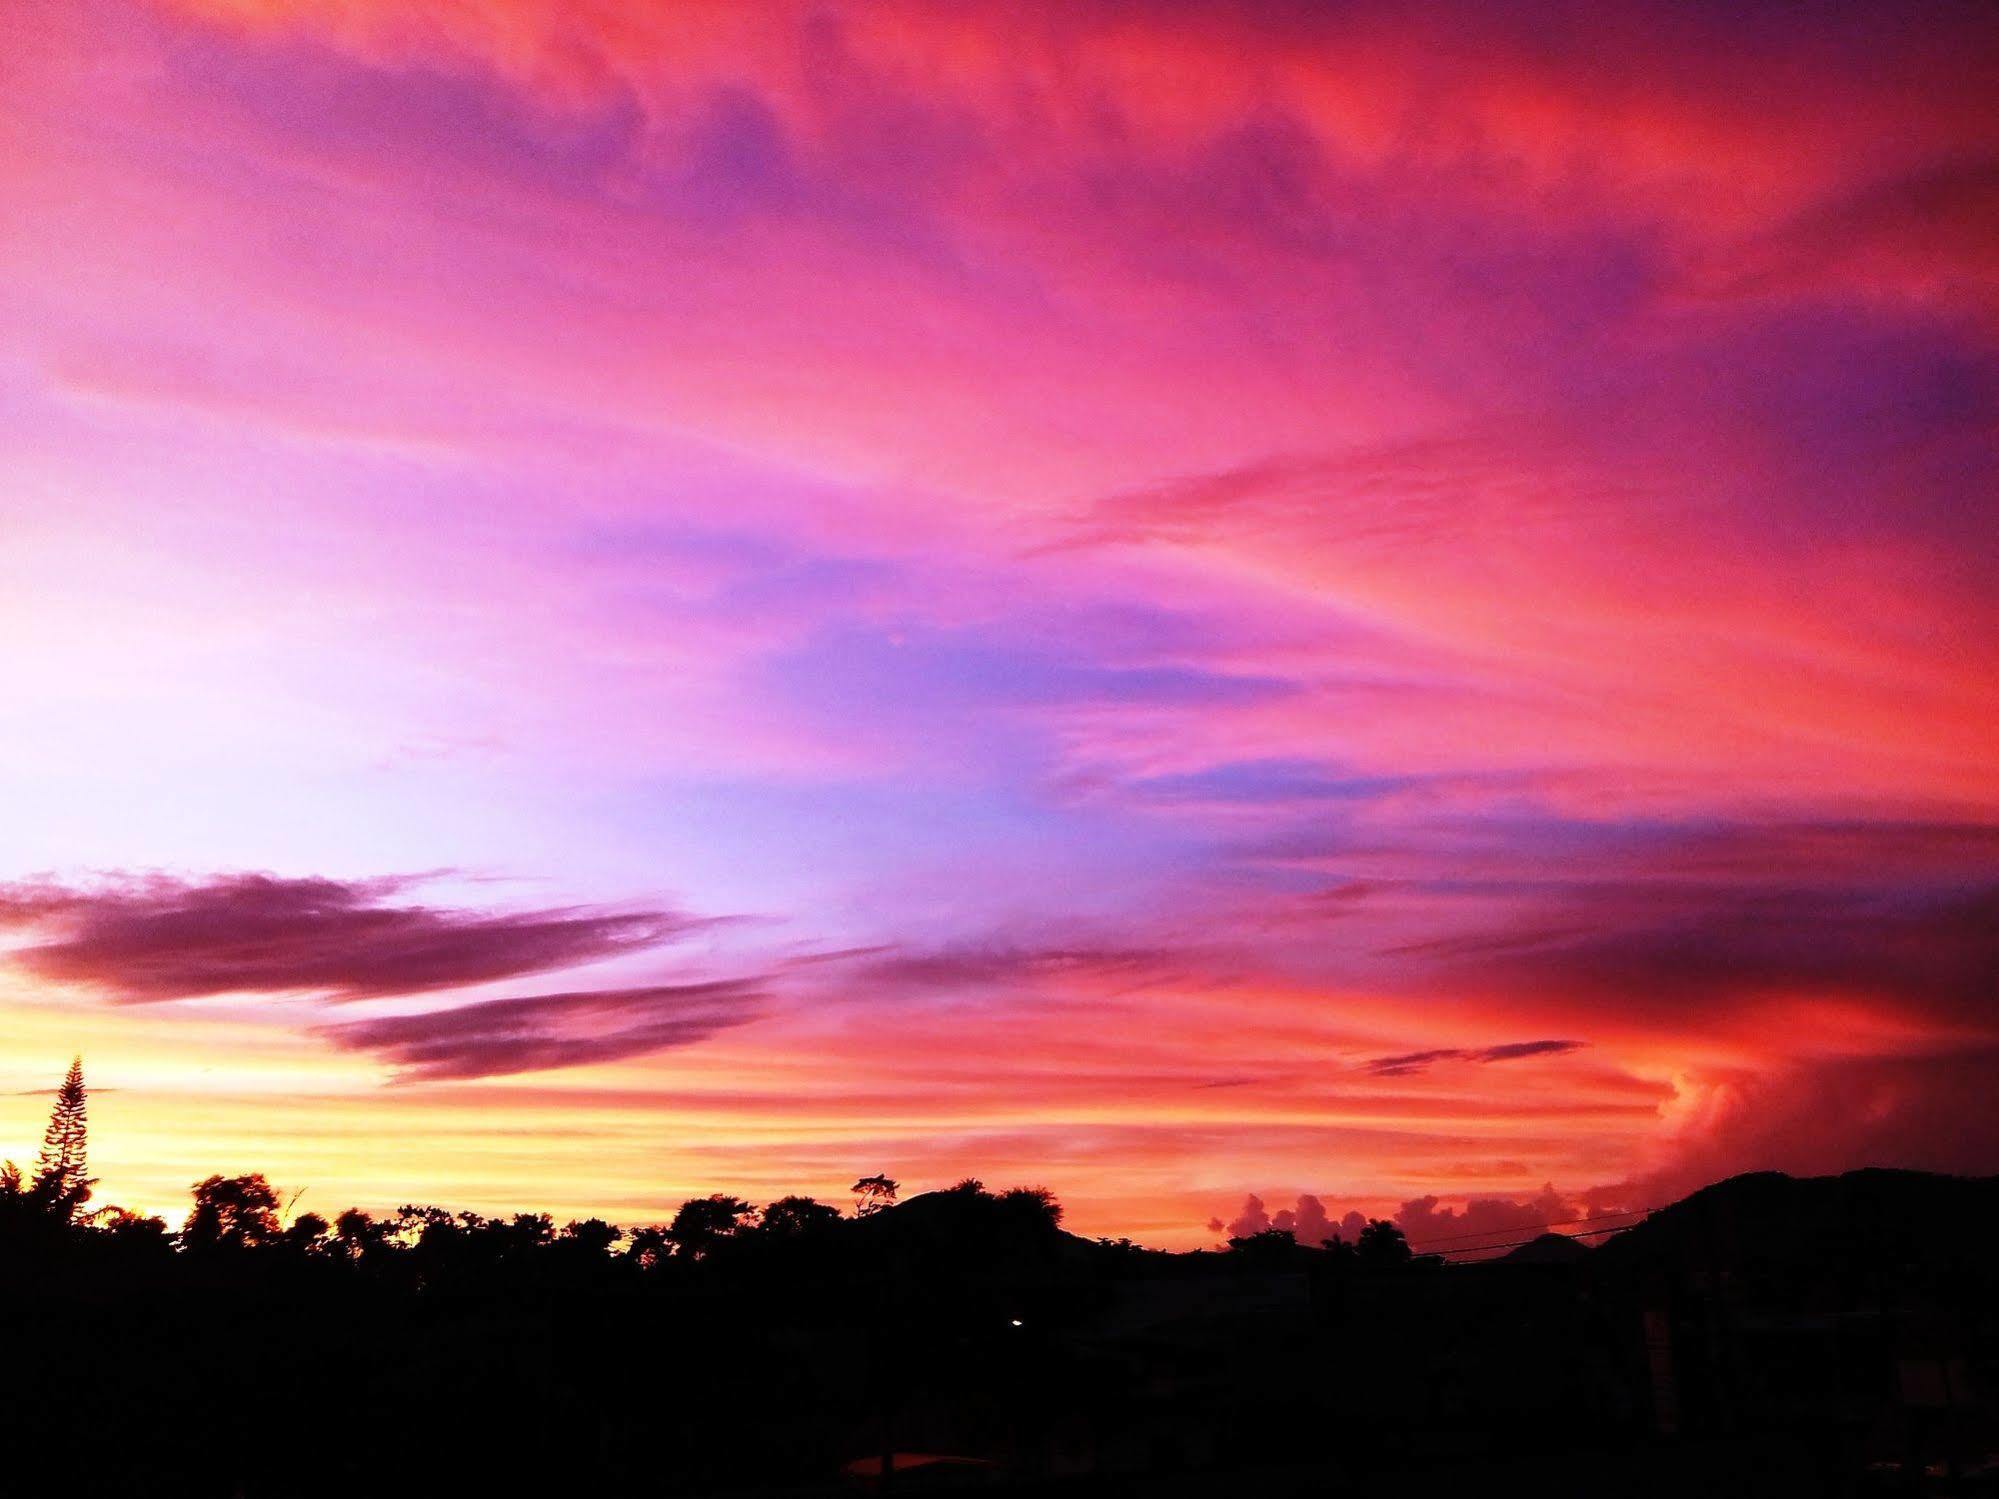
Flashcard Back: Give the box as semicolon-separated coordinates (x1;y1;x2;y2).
761;1194;842;1238
666;1193;758;1259
182;1173;282;1250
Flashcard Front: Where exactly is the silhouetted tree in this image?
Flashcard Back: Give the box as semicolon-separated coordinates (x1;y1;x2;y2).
666;1194;758;1259
285;1211;330;1253
182;1174;282;1250
1227;1227;1299;1263
999;1185;1063;1228
1355;1217;1412;1266
759;1195;842;1238
31;1057;92;1221
0;1160;30;1237
560;1217;622;1255
503;1212;555;1252
333;1207;390;1262
392;1203;456;1249
625;1224;672;1270
851;1174;899;1217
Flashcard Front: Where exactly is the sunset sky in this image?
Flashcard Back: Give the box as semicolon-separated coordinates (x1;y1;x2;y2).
3;0;1996;1249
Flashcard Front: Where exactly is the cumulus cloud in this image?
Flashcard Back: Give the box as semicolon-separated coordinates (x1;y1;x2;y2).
1211;1194;1263;1238
320;979;766;1080
1272;1193;1367;1248
1211;1193;1369;1246
1216;1040;1999;1256
1606;1048;1999;1208
1393;1185;1585;1252
0;872;699;1002
1211;1184;1640;1257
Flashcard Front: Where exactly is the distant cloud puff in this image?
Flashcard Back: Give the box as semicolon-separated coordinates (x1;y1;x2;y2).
1213;1183;1642;1257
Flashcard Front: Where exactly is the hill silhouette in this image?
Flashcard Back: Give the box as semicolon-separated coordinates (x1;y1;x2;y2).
850;1180;1089;1265
1499;1230;1595;1265
1597;1166;1999;1271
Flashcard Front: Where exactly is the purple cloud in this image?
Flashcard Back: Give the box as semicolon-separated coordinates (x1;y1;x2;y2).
0;873;698;1002
321;980;766;1080
1458;883;1999;1028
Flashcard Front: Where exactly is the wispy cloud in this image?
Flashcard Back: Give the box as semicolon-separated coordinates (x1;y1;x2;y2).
1364;1040;1586;1078
0;873;699;1002
861;942;1186;996
321;980;767;1080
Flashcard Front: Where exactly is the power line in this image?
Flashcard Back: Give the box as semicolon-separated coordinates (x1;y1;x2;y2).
1405;1206;1654;1250
1434;1222;1639;1260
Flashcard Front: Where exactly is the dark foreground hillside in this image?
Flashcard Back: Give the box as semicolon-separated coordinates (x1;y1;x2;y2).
3;1169;1995;1497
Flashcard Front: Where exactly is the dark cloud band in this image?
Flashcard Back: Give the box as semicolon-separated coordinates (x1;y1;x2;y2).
0;872;698;1002
320;980;767;1081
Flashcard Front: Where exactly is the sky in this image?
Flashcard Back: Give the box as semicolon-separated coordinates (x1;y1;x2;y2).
1;0;1995;1250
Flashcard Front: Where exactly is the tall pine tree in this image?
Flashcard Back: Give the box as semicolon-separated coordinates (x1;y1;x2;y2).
32;1056;91;1220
